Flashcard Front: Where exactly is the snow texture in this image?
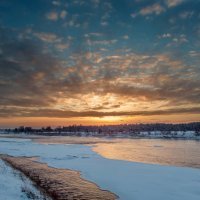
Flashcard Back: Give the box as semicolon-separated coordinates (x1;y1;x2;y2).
0;158;51;200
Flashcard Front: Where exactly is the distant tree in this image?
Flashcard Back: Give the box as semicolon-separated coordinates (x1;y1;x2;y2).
45;126;52;132
24;127;32;133
18;126;25;132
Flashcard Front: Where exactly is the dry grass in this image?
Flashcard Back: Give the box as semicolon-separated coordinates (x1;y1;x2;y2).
0;155;117;200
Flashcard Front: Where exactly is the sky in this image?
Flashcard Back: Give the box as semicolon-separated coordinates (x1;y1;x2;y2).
0;0;200;127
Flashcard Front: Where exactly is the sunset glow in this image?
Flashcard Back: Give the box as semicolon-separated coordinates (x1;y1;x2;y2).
0;0;199;127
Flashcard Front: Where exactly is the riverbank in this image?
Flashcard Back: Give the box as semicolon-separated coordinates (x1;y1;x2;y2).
0;154;117;200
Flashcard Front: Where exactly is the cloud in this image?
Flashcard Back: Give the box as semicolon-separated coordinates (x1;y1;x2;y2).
52;1;61;6
63;15;81;28
60;10;67;19
34;32;61;43
0;26;200;119
46;10;68;21
131;3;165;18
0;27;61;109
55;43;69;51
89;39;117;46
166;34;188;47
130;13;137;18
139;3;165;16
101;21;109;26
46;11;58;21
85;32;103;37
1;107;200;118
159;33;172;39
165;0;184;8
189;51;200;57
179;11;194;19
33;32;69;52
123;35;129;40
133;1;186;18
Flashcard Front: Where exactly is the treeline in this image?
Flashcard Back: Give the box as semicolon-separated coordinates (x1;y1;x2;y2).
3;122;200;136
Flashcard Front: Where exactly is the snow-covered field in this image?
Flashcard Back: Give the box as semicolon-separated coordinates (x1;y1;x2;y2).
0;138;200;200
0;158;51;200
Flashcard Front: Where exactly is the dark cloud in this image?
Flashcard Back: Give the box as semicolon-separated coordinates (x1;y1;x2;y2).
0;27;61;107
0;107;200;118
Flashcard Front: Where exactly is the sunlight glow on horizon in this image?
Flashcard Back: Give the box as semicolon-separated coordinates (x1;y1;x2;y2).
0;113;200;128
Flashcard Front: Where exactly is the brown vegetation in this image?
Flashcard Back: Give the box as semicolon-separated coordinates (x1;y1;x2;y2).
0;155;117;200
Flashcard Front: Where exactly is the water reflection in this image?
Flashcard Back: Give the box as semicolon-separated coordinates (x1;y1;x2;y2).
93;139;200;168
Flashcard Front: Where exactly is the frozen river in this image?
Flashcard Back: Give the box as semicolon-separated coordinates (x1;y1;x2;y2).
94;138;200;168
0;137;200;200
